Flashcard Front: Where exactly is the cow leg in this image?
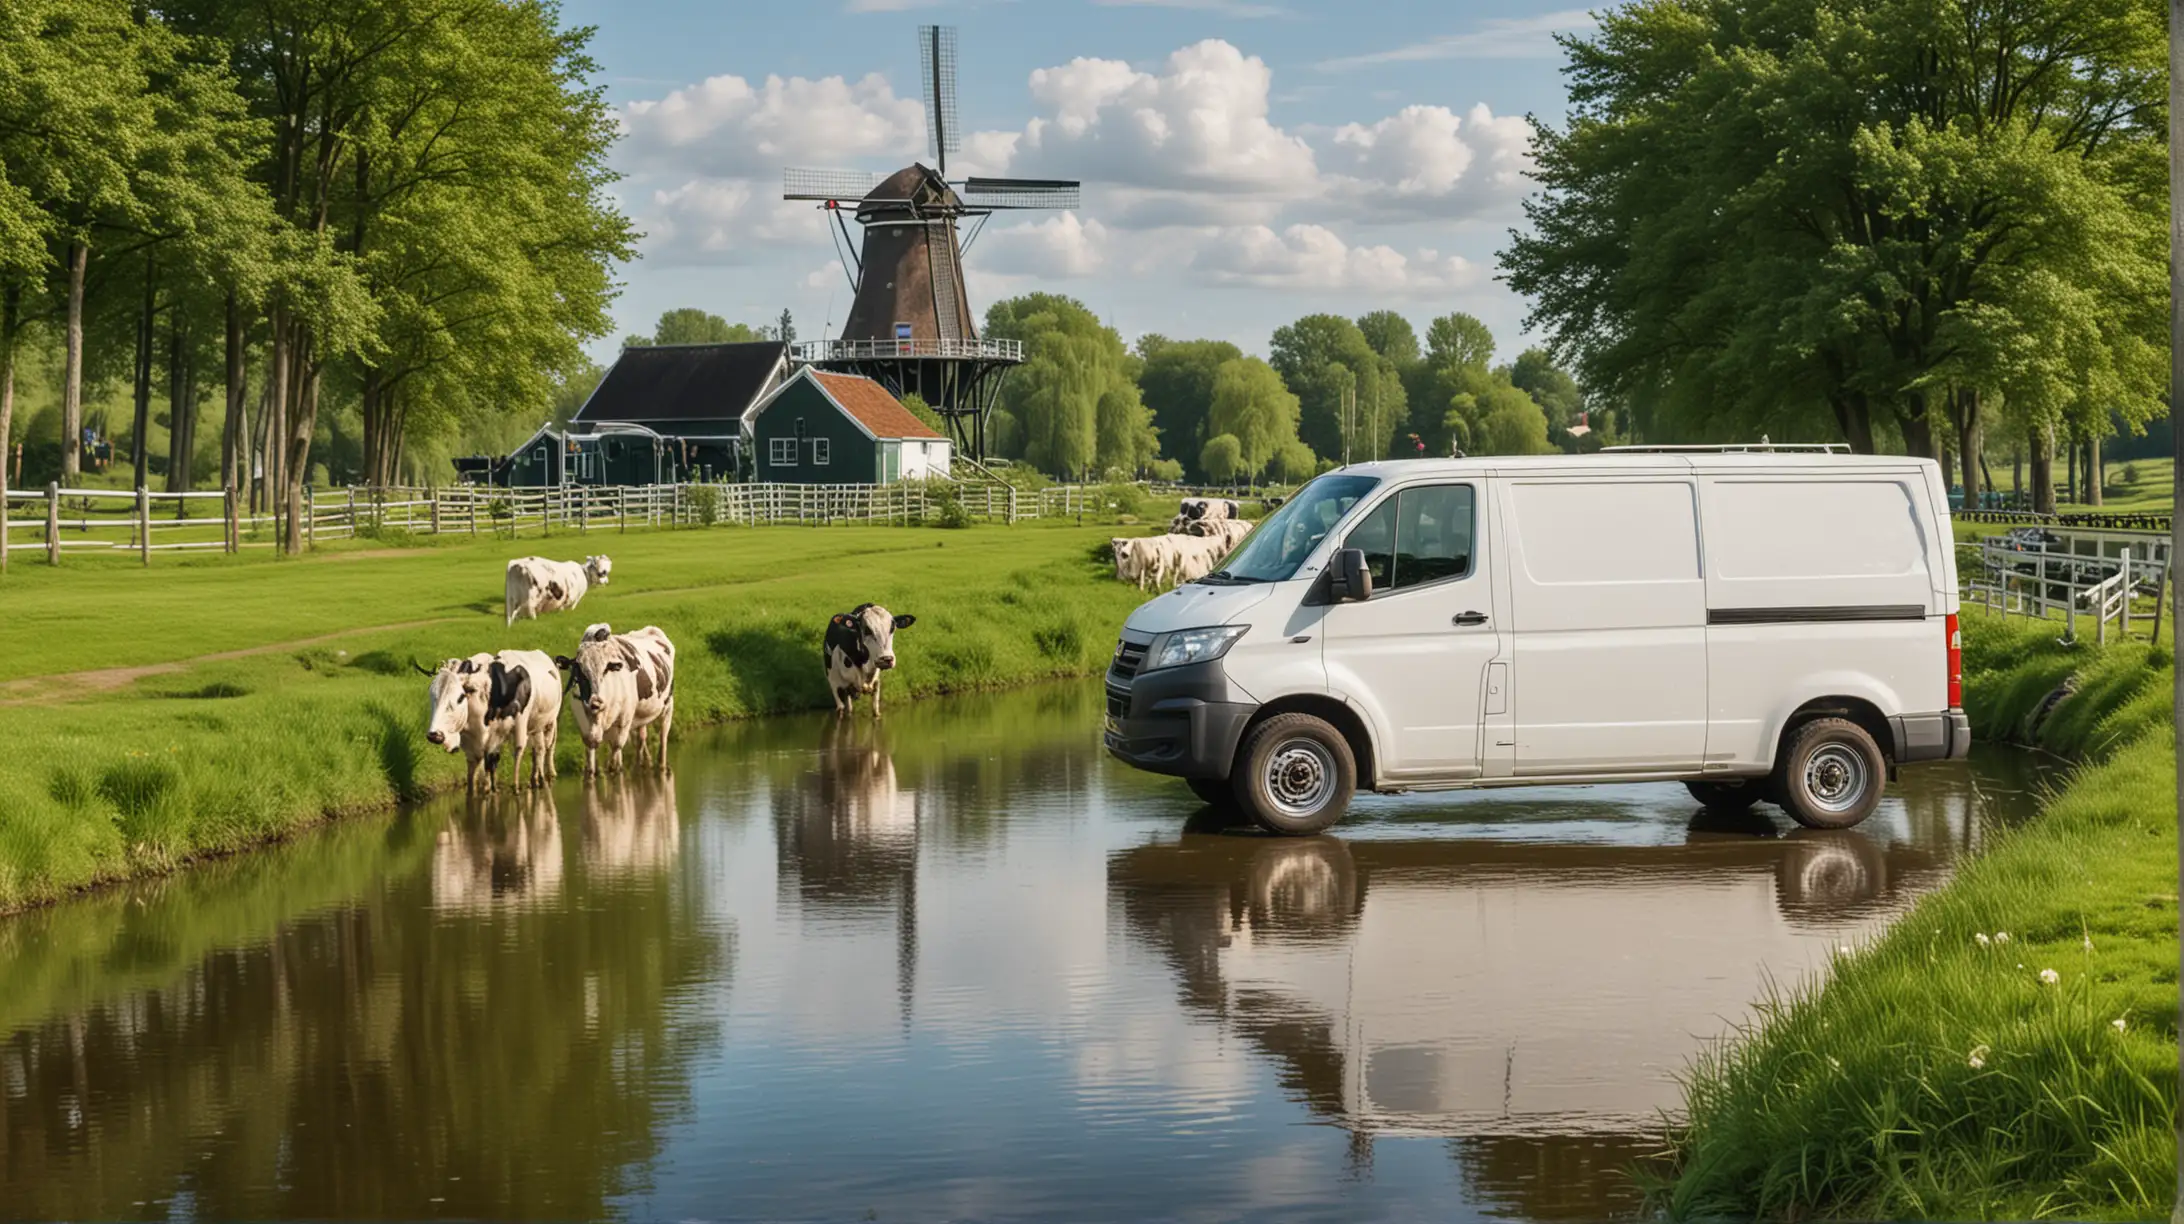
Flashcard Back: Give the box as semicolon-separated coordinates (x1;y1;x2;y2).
871;672;884;717
544;723;559;780
657;701;674;771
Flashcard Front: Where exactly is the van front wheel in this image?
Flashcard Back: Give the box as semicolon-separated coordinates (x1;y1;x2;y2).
1235;713;1356;836
1774;718;1885;830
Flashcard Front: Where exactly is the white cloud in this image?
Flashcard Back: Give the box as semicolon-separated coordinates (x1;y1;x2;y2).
1003;41;1317;194
1320;103;1533;219
973;214;1110;279
639;179;827;265
618;72;924;177
1316;9;1598;70
1188;224;1483;295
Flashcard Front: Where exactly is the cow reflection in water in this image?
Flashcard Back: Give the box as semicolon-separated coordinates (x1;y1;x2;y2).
1107;805;1941;1145
432;788;566;913
772;718;921;1022
581;773;681;877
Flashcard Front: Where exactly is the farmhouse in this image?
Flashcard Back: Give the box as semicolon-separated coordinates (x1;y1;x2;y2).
747;368;951;484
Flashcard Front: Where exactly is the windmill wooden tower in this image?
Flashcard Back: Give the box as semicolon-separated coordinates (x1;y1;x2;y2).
784;25;1079;460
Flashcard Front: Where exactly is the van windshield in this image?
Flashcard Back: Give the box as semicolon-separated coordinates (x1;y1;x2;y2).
1202;475;1382;584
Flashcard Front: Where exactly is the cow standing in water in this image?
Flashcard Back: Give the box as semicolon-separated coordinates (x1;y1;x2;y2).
418;650;563;792
557;623;676;776
824;603;915;717
505;555;612;627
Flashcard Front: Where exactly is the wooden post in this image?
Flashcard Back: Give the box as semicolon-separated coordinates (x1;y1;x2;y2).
45;481;58;565
430;490;441;536
580;486;589;534
224;486;238;554
2122;551;2133;638
0;472;8;576
2152;560;2169;647
137;486;150;566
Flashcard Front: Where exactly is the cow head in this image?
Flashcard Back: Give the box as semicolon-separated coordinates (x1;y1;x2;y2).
423;656;488;751
585;555;612;586
557;640;626;717
847;603;915;671
581;622;613;644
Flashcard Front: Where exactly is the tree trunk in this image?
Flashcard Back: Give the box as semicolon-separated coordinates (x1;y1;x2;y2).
166;321;195;492
60;239;87;482
222;292;244;500
2012;446;2023;499
1950;388;1981;503
1896;394;1936;460
0;284;17;570
2065;433;2079;503
2086;434;2102;506
266;310;290;536
1827;391;1877;454
130;259;156;490
282;344;320;554
2030;425;2056;514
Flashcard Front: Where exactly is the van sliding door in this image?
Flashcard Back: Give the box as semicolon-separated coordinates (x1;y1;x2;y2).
1501;478;1708;774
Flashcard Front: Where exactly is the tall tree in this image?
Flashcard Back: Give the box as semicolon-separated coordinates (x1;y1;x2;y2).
1136;337;1240;480
1206;356;1303;479
1503;0;2167;465
635;308;760;347
1355;310;1420;366
1269;313;1406;463
986;293;1152;477
1509;347;1583;428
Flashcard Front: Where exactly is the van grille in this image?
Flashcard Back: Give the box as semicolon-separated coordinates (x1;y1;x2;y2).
1109;638;1148;682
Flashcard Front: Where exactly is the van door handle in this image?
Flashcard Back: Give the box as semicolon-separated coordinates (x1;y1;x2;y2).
1452;611;1489;627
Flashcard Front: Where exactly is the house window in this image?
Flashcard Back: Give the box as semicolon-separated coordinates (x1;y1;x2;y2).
810;438;830;465
769;438;796;465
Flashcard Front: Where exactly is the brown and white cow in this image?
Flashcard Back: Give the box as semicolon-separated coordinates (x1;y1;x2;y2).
556;623;676;776
505;555;612;627
418;649;563;792
824;603;915;717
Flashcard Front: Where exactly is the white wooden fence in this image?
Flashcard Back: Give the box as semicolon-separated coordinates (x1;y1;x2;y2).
0;479;1111;568
1961;526;2173;645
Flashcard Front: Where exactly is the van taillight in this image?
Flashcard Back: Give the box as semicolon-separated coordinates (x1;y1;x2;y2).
1946;612;1962;709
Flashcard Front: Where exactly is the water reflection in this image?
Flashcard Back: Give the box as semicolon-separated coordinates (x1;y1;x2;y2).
0;681;2050;1223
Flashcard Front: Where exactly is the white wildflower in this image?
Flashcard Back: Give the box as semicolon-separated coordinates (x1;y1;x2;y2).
2082;936;2094;953
2112;1017;2128;1033
1995;932;2012;945
2038;968;2060;986
1968;1044;1989;1070
1974;933;1991;947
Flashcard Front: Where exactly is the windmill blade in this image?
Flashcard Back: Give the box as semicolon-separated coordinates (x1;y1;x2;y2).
784;167;886;201
960;177;1081;210
918;25;959;173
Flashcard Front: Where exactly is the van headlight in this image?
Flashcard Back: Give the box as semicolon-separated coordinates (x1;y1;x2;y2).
1143;625;1249;672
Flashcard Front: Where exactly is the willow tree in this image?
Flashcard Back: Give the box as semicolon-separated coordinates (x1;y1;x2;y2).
986;293;1154;478
1503;0;2167;472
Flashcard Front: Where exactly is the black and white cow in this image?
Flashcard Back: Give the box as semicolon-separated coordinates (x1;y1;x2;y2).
418;649;563;792
556;623;676;776
1169;497;1243;537
506;555;612;628
823;603;916;717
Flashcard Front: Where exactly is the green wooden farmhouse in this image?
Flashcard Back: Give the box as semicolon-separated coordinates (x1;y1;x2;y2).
747;367;951;484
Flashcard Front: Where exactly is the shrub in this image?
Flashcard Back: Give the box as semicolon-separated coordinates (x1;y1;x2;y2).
684;484;722;527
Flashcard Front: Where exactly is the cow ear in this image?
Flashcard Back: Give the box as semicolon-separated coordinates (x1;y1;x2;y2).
892;614;915;629
553;655;573;670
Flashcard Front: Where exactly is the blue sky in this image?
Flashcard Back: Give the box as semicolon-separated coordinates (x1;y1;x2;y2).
558;0;1598;365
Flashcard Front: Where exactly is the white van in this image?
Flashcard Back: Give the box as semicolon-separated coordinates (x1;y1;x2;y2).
1103;451;1968;834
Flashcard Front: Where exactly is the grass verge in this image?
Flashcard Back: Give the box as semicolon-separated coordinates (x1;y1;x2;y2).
1651;613;2178;1219
0;522;1148;912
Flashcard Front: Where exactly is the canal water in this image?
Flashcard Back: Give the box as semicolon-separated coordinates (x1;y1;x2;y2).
0;681;2051;1222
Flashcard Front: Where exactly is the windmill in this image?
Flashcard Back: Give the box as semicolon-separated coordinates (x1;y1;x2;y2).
784;25;1080;460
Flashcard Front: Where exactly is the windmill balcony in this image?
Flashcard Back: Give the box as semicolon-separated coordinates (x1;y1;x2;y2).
793;338;1024;364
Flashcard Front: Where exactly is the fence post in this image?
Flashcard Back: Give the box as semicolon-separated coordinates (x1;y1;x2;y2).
2119;551;2131;638
580;487;589;534
45;481;58;565
0;472;8;576
137;487;150;567
225;486;238;554
306;486;316;549
2151;560;2169;648
430;489;441;536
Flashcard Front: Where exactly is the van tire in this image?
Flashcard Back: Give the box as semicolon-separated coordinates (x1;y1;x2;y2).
1186;777;1237;809
1234;713;1356;836
1685;779;1761;811
1774;718;1886;830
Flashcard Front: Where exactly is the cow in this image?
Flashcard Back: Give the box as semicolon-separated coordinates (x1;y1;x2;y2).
417;649;563;792
556;623;676;776
1111;536;1171;589
505;555;612;628
824;603;916;717
1169;497;1243;536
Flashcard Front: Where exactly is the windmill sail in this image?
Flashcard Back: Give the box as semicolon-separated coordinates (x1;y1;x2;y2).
785;167;888;202
960;177;1081;210
918;25;959;175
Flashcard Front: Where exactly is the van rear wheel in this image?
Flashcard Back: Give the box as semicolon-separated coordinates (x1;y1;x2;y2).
1234;713;1356;836
1685;779;1761;811
1774;718;1886;830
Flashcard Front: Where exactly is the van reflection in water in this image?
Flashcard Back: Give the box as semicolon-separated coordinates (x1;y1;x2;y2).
430;789;565;913
1106;776;1978;1148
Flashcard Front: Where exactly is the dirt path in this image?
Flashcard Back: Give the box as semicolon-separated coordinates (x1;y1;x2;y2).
0;617;466;706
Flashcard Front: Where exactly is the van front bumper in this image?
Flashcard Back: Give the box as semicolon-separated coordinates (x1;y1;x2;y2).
1101;659;1256;780
1891;710;1972;763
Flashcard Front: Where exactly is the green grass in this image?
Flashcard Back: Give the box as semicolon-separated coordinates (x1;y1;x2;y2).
1652;613;2179;1220
0;521;1152;912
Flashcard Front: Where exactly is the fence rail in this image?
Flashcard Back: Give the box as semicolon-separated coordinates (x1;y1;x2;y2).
0;478;1113;568
1960;525;2173;645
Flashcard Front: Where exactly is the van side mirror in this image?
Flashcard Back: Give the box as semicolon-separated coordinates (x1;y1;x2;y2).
1330;548;1373;602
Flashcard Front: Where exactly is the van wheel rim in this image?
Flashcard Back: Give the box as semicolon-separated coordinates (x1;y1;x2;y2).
1265;739;1336;817
1804;745;1868;814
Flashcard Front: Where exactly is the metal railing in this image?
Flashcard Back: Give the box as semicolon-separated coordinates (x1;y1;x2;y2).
792;337;1024;363
1961;526;2173;645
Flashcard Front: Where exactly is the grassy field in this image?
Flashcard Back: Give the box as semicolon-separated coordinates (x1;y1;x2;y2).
0;521;1153;912
1652;614;2178;1219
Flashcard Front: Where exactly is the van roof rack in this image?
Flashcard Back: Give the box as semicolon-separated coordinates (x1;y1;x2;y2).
1599;442;1852;454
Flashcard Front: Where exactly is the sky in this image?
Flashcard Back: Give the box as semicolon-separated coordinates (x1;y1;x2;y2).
556;0;1597;368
